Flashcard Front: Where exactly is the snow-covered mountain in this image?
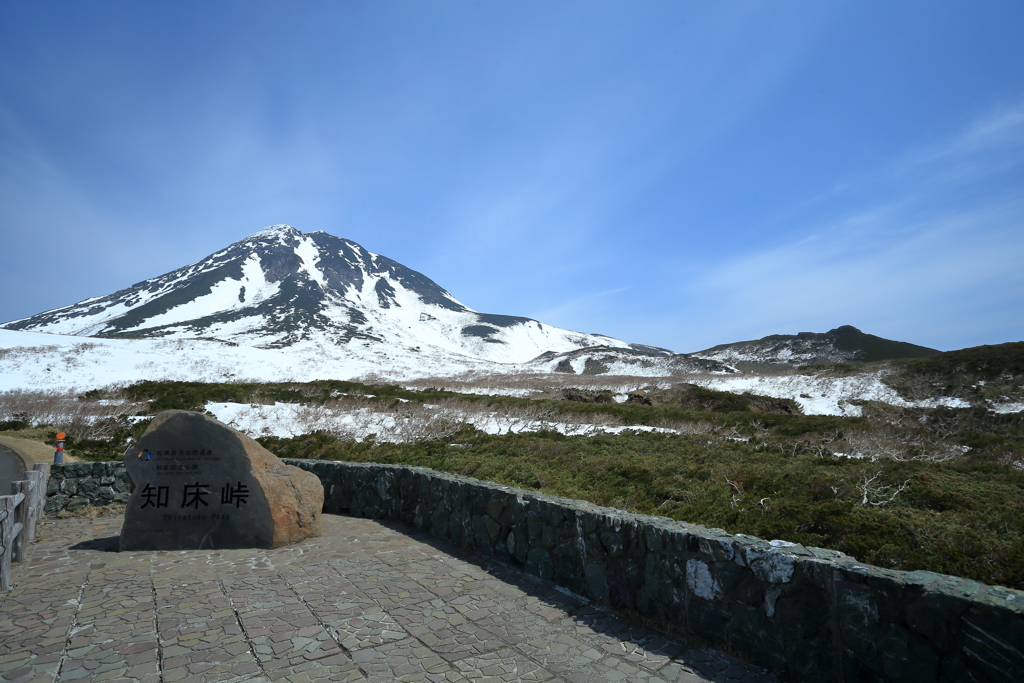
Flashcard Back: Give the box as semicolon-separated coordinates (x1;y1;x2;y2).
690;325;939;372
523;345;734;376
1;225;633;365
514;326;939;377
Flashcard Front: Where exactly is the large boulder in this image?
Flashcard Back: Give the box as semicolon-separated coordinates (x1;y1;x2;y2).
119;410;323;551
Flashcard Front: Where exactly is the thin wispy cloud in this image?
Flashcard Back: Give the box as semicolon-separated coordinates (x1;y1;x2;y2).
679;104;1024;351
1;2;1022;351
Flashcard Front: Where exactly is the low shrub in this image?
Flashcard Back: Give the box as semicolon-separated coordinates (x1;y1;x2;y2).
259;425;1024;590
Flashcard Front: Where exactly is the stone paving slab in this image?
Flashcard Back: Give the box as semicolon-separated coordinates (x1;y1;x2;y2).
0;514;778;683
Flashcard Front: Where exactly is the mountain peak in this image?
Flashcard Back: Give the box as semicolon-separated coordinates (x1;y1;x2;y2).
247;224;302;241
1;226;631;363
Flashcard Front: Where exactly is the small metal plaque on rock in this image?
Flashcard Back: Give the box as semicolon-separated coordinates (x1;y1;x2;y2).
119;410;322;551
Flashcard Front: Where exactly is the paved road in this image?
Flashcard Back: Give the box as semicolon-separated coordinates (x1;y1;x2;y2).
0;443;23;496
0;514;777;683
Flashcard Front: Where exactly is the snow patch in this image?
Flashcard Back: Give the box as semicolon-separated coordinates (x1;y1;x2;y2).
294;235;328;290
126;255;280;331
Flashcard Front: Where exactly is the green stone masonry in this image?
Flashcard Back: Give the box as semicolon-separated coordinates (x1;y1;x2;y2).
283;458;1024;683
44;462;131;513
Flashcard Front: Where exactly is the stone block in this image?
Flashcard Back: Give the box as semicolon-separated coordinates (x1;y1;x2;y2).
526;547;553;580
644;523;666;553
956;603;1024;681
687;596;730;643
66;496;91;512
599;530;625;558
836;584;880;661
513;523;529;564
727;602;786;671
577;507;598;535
686;558;724;602
540;521;559;550
44;494;67;514
482;514;500;544
586;562;609;603
879;623;939;683
745;547;796;584
429;501;449;537
774;582;830;641
66;462;93;478
780;638;835;683
906;590;971;650
637;584;666;621
695;533;736;562
471;515;491;551
77;478;100;499
526;508;542;543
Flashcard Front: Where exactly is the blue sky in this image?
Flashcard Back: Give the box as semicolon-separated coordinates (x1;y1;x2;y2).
1;1;1022;353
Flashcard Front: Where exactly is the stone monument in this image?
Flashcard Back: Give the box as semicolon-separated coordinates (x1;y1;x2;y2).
119;410;323;551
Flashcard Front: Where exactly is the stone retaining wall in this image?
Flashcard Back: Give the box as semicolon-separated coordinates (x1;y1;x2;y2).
283;459;1024;683
44;462;130;514
42;459;1024;681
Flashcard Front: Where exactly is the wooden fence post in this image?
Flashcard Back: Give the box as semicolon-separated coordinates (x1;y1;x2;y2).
0;495;14;591
0;464;48;591
12;480;30;563
29;463;49;543
23;470;43;543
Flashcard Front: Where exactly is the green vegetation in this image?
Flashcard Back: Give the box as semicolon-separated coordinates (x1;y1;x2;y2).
259;425;1024;590
118;379;465;412
884;341;1024;405
826;324;939;362
896;341;1024;379
0;418;154;462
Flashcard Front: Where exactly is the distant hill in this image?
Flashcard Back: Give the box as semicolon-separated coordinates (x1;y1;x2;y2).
520;326;941;377
690;325;939;372
894;341;1024;379
884;341;1024;408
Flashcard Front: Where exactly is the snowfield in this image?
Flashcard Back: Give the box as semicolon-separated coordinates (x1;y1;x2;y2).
0;328;500;391
205;400;673;442
1;328;1010;417
695;373;919;417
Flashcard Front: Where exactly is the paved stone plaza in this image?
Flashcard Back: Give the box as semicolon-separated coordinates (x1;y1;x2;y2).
0;514;777;683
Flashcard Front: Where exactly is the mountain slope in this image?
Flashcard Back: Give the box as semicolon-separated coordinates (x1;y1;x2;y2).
1;225;630;364
883;341;1024;411
524;345;733;376
691;325;939;371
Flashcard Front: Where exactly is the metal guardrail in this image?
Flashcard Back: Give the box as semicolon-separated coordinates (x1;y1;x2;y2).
0;463;49;591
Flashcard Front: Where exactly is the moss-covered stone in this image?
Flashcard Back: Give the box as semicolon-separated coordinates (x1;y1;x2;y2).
44;494;67;513
65;496;91;512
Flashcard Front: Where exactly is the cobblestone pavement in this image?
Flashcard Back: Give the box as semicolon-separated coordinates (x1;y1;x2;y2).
0;514;778;683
